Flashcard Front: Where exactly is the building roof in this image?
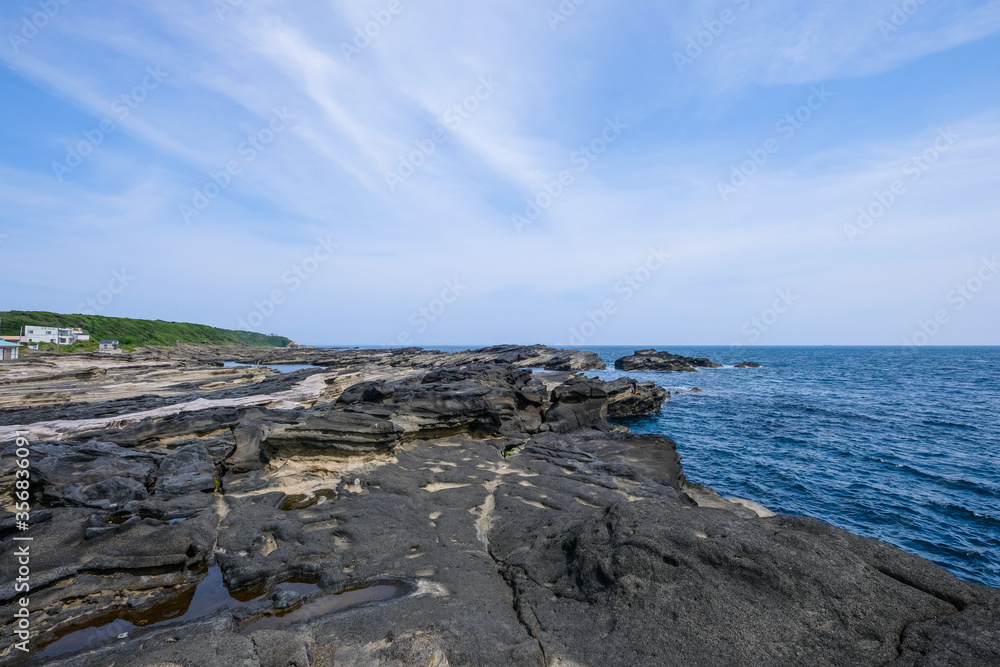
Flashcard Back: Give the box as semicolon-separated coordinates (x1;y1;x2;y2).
100;340;119;344
0;341;22;347
25;325;86;332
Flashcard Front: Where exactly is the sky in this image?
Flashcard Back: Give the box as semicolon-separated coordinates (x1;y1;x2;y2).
1;0;999;347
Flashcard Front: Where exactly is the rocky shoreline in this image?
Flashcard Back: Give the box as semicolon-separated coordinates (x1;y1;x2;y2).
1;345;997;666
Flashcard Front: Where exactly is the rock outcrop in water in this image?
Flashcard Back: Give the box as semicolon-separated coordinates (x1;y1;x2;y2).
0;344;997;666
614;348;723;372
605;377;670;417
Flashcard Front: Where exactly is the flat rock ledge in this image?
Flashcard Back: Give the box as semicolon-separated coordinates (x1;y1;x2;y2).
177;343;608;372
0;345;996;666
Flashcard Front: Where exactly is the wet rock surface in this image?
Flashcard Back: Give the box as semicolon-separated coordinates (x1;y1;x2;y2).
0;344;997;666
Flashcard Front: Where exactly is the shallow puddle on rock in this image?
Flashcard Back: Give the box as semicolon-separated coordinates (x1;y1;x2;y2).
239;581;414;634
35;566;229;661
35;569;414;661
35;569;324;661
222;361;319;373
228;577;320;603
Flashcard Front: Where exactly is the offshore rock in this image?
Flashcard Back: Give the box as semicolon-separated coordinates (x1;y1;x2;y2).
605;377;670;418
614;348;723;372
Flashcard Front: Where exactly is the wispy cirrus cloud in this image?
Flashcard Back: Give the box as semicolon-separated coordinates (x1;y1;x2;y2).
0;0;998;344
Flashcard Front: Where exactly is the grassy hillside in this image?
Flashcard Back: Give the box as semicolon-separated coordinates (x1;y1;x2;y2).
0;311;292;350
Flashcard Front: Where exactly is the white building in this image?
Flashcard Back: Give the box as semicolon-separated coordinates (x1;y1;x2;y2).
0;340;21;361
99;340;122;354
24;326;90;345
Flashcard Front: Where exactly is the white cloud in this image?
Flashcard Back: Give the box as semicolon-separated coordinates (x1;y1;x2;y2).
669;0;1000;88
0;0;998;343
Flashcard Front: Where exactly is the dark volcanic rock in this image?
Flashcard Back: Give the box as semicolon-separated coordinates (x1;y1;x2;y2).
543;376;610;433
335;379;395;405
614;348;723;372
606;377;669;418
229;417;267;473
33;441;157;510
491;499;1000;666
395;379;504;438
3;347;998;666
735;361;762;368
263;410;404;456
155;443;218;496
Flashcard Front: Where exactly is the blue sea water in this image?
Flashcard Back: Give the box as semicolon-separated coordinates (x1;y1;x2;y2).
222;361;317;373
365;345;1000;588
572;346;1000;590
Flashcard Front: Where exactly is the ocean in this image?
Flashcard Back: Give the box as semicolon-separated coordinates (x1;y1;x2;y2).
572;346;1000;589
363;345;1000;588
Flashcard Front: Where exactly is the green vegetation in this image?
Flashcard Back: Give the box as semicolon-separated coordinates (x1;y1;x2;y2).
0;311;292;350
37;340;102;353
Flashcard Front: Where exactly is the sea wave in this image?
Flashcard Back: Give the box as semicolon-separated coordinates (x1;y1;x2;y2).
580;345;1000;588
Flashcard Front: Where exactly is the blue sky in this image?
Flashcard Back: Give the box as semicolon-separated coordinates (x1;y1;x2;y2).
1;0;999;346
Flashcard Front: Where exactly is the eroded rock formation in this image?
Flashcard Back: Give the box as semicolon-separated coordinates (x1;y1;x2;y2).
0;345;995;666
